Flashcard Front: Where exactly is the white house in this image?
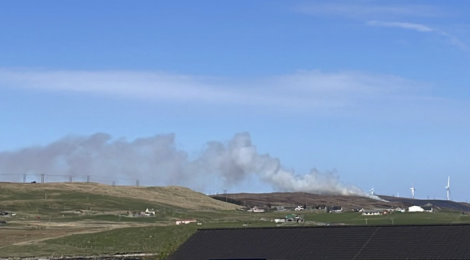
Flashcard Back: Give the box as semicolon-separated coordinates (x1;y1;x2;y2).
361;210;383;216
248;206;265;213
328;206;343;213
176;219;197;225
408;206;425;212
144;208;155;216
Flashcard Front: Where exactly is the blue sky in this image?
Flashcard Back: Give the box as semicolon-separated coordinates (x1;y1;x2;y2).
1;0;469;200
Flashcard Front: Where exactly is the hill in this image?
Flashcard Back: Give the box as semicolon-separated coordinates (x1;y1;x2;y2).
217;192;470;212
379;196;470;212
0;182;239;213
1;183;470;258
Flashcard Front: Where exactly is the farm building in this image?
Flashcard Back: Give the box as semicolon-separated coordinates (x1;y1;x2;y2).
247;206;265;213
361;210;383;216
169;224;470;260
422;206;434;212
175;219;197;225
327;206;343;213
409;205;434;213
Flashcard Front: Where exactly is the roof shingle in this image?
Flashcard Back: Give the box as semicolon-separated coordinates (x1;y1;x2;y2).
168;224;470;260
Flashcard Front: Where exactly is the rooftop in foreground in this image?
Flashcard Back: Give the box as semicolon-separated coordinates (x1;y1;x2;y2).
169;224;470;260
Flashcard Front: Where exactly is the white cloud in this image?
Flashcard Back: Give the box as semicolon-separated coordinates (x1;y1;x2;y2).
366;20;470;52
294;3;442;19
0;68;426;111
367;21;433;32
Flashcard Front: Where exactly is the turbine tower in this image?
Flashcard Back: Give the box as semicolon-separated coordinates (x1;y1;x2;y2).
445;176;452;201
410;183;416;199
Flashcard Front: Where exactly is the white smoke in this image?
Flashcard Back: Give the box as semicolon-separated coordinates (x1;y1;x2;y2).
0;132;372;197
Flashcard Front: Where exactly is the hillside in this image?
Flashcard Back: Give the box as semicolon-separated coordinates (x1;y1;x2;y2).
214;192;396;210
2;183;470;257
0;182;239;212
217;192;470;212
379;196;470;212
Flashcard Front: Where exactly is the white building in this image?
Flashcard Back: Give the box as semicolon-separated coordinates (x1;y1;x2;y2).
408;206;425;212
362;210;383;216
248;206;265;213
176;219;197;225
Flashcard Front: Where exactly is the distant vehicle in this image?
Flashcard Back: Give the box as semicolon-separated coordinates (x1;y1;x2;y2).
294;206;304;211
30;181;36;183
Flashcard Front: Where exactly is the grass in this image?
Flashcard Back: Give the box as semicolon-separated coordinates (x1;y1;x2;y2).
0;221;276;257
2;182;470;258
1;211;470;257
302;211;470;225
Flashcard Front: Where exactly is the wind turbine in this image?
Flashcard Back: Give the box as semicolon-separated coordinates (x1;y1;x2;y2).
445;176;452;201
410;183;416;199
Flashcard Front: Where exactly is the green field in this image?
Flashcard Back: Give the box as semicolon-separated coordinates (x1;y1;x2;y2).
2;211;470;258
1;183;470;258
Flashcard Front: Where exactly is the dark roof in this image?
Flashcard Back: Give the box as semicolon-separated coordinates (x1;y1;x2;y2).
168;224;470;260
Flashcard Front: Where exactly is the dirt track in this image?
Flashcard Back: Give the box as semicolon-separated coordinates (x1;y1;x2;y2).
0;221;160;248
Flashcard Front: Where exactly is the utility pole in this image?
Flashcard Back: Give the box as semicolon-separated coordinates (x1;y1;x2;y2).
86;176;90;183
41;174;45;183
224;189;227;202
23;174;26;183
136;180;139;187
69;176;73;182
112;181;116;187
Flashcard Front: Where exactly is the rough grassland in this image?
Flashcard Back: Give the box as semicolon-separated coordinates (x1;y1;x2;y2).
0;182;238;211
1;182;470;258
2;211;470;257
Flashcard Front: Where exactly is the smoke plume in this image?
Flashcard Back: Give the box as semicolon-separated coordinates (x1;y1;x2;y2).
0;132;371;197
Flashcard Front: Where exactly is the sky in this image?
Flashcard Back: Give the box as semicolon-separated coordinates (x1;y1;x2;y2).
0;0;469;201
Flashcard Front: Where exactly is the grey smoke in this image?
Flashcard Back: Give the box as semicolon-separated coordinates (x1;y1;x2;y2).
0;132;372;197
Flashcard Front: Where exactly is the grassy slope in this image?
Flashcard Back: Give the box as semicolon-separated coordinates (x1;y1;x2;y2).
1;183;470;257
0;182;238;213
2;211;470;257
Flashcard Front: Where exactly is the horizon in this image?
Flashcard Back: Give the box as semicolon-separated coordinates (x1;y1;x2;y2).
0;181;465;204
1;1;469;201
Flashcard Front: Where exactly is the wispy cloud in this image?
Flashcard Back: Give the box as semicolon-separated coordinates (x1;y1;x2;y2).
367;21;433;32
0;68;426;111
367;20;470;52
294;3;442;19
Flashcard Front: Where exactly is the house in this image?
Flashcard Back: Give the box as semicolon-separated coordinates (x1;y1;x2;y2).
176;219;197;225
362;210;383;216
248;206;265;213
328;206;343;213
144;208;155;216
408;205;433;212
422;206;434;213
168;224;470;260
272;206;285;211
390;207;406;213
